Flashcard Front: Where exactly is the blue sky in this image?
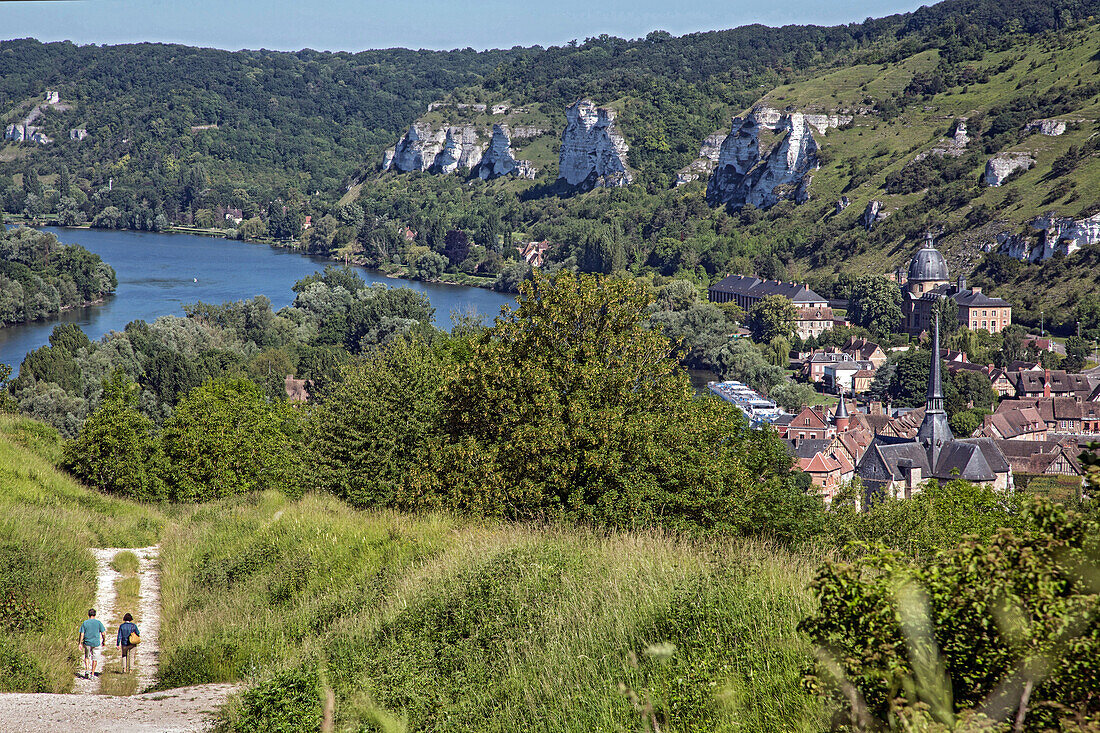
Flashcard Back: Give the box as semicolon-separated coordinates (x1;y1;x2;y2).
4;0;923;51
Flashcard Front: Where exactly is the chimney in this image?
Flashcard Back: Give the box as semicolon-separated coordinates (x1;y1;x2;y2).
1044;369;1052;399
972;286;982;294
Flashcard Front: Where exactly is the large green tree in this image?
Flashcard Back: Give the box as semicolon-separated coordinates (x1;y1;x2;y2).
60;371;166;500
747;294;797;343
848;275;903;339
412;271;814;536
160;377;302;501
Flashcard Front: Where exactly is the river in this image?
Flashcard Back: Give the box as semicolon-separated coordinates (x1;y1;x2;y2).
0;227;516;371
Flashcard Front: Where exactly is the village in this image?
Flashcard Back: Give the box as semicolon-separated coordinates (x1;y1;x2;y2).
706;236;1099;503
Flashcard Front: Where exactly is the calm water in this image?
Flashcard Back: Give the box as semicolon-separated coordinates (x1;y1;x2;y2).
0;227;515;371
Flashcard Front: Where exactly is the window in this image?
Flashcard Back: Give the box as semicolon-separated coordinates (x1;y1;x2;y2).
982;321;987;328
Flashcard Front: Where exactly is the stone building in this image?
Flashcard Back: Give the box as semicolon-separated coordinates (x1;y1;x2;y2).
899;235;1012;335
708;274;831;339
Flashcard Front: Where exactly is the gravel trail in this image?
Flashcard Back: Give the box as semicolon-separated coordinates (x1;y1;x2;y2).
0;546;236;731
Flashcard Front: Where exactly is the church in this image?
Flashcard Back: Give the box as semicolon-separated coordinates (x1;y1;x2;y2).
855;313;1013;499
899;235;1012;335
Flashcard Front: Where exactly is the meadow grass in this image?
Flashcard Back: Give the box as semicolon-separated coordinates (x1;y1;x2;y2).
110;550;140;575
0;414;164;693
158;492;829;732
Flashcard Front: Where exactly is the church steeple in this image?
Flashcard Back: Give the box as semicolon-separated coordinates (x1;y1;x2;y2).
926;311;945;414
916;308;953;467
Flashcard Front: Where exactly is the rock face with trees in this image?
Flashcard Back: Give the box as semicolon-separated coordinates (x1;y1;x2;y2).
706;108;847;210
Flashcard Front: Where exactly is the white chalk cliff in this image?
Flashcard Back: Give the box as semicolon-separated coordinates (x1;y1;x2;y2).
477;125;537;180
999;213;1100;261
983;154;1034;186
383;120;543;180
557;100;632;189
706;107;839;209
675;131;726;186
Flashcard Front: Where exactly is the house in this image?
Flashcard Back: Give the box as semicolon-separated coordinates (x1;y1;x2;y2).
516;241;552;268
801;349;854;383
994;398;1100;435
855;314;1013;499
708;275;831;340
823;360;876;394
852;369;877;394
843;338;888;368
973;407;1048;441
988;368;1017;397
899;235;1012;335
781;405;834;441
1008;369;1095;400
993;439;1083;479
284;375;311;403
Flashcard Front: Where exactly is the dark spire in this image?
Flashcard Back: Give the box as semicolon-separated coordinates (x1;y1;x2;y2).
917;307;953;467
835;390;850;419
926;310;944;413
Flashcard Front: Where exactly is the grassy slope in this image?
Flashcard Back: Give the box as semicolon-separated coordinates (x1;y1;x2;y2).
0;414;163;692
0;414;827;729
159;491;827;732
767;25;1100;295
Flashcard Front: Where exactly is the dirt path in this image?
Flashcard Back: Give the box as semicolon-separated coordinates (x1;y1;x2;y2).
0;684;239;733
73;546;160;693
0;546;238;731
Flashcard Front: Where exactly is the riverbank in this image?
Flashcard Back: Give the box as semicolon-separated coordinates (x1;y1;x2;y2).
4;216;507;293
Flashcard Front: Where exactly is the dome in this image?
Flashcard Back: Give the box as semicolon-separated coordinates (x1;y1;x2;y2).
907;247;949;283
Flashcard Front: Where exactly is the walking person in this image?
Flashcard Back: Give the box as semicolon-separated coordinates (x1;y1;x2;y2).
116;613;140;673
78;608;106;679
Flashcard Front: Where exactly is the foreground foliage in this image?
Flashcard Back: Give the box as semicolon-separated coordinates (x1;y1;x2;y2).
156;492;827;732
801;500;1100;731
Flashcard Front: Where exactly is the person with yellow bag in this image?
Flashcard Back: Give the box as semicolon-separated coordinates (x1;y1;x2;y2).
116;613;140;673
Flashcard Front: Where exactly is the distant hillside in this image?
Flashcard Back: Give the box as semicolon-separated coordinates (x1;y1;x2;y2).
3;0;1100;332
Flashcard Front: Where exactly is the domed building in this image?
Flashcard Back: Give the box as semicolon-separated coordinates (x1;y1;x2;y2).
899;234;1012;335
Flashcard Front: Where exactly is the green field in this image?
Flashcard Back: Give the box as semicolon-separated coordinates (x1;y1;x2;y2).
0;413;827;731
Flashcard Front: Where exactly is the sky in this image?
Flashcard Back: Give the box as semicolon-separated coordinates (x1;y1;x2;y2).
2;0;925;52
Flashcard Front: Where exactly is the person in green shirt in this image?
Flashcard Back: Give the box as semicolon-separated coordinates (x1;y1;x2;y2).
78;608;106;679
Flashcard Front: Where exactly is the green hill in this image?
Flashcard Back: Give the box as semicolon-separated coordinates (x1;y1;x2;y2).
4;0;1100;331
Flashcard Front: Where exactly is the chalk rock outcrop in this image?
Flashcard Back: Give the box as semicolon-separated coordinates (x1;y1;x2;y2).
914;119;970;161
675;131;726;186
983;154;1034;186
836;196;851;214
557;100;632;189
433;126;484;173
998;213;1100;262
706;107;836;209
1025;119;1067;136
69;128;88;141
477;125;537;180
860;200;889;230
388;123;448;172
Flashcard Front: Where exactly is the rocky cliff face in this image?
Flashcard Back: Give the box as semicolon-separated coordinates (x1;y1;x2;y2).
675;131;725;186
706;107;836;209
983;154;1034;186
383;120;543;179
1025;119;1067;136
557;100;632;189
388;123;448;172
434;126;484;173
997;212;1100;262
477;125;537;180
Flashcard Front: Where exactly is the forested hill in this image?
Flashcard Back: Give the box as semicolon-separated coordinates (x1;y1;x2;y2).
0;39;527;201
4;0;1100;330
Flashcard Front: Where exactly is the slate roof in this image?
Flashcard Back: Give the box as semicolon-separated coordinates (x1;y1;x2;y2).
708;275;827;304
953;289;1011;307
908;247;949;282
1010;371;1093;398
994;439;1083;475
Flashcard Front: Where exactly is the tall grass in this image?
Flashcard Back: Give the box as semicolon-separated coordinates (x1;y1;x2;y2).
0;414;164;693
158;492;828;732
